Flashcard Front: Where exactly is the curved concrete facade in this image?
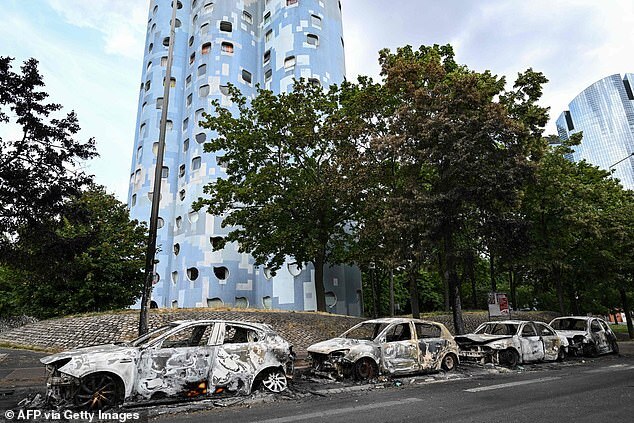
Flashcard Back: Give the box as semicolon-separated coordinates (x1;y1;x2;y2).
127;0;361;315
556;74;634;189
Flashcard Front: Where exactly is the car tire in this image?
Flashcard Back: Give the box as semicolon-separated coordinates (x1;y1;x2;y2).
441;353;457;371
260;368;288;393
557;347;566;362
610;340;620;355
499;349;520;367
354;358;378;381
74;373;123;411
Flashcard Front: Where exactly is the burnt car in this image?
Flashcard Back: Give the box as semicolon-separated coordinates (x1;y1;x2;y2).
455;320;567;367
41;320;294;410
549;316;619;357
307;318;459;380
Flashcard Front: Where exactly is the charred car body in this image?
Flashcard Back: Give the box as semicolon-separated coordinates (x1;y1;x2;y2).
307;318;459;380
41;320;295;410
549;316;618;357
455;320;567;367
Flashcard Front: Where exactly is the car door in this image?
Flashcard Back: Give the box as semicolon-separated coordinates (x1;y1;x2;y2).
535;322;560;361
379;322;420;374
414;322;446;369
208;323;265;395
519;322;545;362
590;319;610;353
136;323;217;399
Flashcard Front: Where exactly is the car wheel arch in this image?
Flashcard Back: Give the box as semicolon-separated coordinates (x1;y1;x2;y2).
72;366;134;399
439;352;459;371
251;365;287;392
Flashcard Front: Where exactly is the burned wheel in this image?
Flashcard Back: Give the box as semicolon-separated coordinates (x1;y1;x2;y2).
75;373;122;410
261;369;288;393
610;340;620;355
441;353;457;371
354;358;378;381
499;349;519;367
557;347;566;361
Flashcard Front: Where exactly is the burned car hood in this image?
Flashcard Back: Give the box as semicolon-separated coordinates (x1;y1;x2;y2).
307;338;376;354
454;334;513;346
554;330;586;338
41;344;137;365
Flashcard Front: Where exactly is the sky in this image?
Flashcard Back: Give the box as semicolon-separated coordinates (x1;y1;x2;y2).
1;0;633;201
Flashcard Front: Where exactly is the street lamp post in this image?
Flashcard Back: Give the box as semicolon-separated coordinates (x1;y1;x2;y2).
139;1;179;336
609;152;634;170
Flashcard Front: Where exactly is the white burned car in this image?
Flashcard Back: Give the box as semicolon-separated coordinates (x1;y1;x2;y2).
41;320;295;410
455;320;567;367
549;316;619;357
307;318;460;380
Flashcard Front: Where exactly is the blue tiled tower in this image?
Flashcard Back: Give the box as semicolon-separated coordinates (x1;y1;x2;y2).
128;0;362;315
556;74;634;189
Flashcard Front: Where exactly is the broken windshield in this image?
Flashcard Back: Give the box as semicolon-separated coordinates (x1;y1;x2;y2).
475;323;519;336
342;322;389;341
550;318;587;331
130;325;174;347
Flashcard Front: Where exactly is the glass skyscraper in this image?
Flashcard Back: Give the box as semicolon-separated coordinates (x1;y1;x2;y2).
127;0;362;315
556;73;634;189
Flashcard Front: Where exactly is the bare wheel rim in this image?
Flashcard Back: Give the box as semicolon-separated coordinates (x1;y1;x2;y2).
443;354;455;371
75;374;119;410
262;370;287;393
356;358;376;380
500;349;518;367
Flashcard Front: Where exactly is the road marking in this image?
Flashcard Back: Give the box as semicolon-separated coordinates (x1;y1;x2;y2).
465;377;561;393
315;385;373;395
256;397;424;423
584;365;634;374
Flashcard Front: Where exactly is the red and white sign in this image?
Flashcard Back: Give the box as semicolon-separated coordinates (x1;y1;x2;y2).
489;292;510;317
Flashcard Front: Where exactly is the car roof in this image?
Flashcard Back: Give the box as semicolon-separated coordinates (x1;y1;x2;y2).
168;320;272;330
362;317;444;326
551;316;594;321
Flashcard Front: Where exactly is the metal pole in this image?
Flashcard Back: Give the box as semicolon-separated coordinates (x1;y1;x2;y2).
139;0;179;336
609;152;634;169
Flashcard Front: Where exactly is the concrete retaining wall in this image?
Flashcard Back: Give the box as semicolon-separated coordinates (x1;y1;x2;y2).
0;310;560;355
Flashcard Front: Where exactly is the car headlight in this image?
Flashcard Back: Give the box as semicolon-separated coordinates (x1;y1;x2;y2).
489;342;508;349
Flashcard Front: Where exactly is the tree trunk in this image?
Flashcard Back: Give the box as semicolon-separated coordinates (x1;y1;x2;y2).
314;254;327;312
619;287;634;340
370;267;379;318
464;252;477;309
438;253;450;312
554;265;565;315
510;269;517;310
389;268;395;317
409;266;420;319
489;253;496;292
444;233;465;334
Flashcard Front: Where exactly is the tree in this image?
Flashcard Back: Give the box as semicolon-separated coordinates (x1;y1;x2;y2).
196;80;364;312
373;45;548;333
0;186;147;318
0;57;97;241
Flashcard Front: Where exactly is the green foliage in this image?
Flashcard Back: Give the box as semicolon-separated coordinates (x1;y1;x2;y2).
0;187;147;318
196;80;364;311
0;57;96;240
355;44;549;331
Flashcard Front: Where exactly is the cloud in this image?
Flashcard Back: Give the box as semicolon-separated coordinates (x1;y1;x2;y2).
342;0;634;133
46;0;148;59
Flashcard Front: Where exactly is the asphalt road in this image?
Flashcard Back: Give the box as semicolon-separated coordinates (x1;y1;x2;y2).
154;355;634;423
1;347;633;423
